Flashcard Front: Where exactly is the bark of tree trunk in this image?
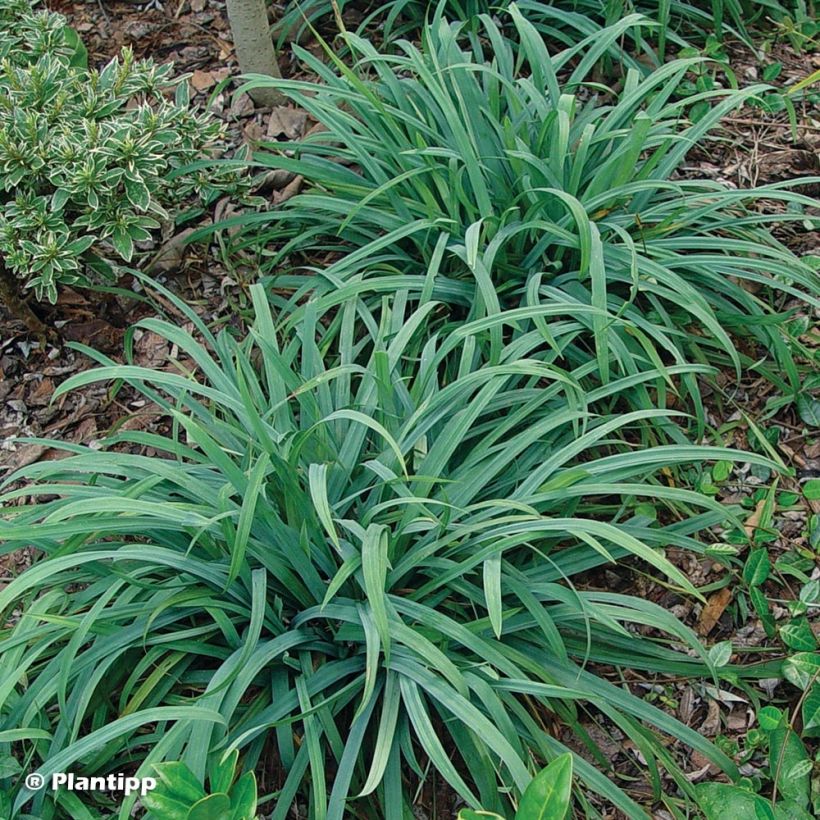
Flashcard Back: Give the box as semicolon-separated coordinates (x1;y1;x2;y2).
226;0;285;108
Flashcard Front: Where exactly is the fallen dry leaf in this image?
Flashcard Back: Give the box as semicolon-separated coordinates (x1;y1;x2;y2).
147;228;196;274
267;106;307;140
0;442;50;473
697;586;733;636
743;498;766;539
191;69;216;92
678;687;696;725
272;174;303;205
72;416;98;444
134;330;171;370
243;119;266;145
117;402;165;433
62;319;123;353
700;698;722;737
685;759;714;782
27;377;54;407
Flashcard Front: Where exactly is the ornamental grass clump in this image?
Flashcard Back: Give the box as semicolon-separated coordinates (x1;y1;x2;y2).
231;6;819;415
0;277;778;818
275;0;811;59
0;0;246;309
275;0;653;55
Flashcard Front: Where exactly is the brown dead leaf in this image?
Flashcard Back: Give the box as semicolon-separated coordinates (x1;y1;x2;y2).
701;698;722;737
272;174;303;205
727;709;750;732
267;106;307;140
135;331;171;370
55;287;89;307
678;687;696;725
243;119;266;145
743;498;766;539
191;69;216;92
685;756;714;782
61;320;123;353
27;377;54;407
211;67;231;84
72;416;98;444
697;586;733;636
217;39;234;61
147;228;196;275
117;402;165;433
1;442;50;473
230;93;255;118
256;169;295;195
213;196;243;237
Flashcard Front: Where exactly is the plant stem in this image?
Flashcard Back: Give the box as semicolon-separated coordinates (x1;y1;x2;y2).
225;0;284;108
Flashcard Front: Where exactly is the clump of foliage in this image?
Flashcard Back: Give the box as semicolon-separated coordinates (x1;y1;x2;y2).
0;277;777;818
143;751;258;820
0;0;242;303
233;6;819;422
276;0;816;57
276;0;663;67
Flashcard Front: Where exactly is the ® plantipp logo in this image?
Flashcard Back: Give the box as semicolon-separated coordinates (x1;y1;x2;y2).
25;772;157;797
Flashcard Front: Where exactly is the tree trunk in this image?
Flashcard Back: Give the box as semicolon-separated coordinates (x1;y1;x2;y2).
226;0;285;108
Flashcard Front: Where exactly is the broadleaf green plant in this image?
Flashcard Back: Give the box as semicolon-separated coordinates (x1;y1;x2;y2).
143;751;258;820
0;277;781;818
229;7;819;423
456;752;572;819
0;0;250;306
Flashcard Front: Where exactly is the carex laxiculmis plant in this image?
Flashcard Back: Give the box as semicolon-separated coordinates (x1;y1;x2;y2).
0;273;779;818
275;0;667;66
274;0;812;61
230;5;820;414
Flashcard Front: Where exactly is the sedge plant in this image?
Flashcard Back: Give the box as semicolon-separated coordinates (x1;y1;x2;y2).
226;6;819;426
0;276;780;818
274;0;811;57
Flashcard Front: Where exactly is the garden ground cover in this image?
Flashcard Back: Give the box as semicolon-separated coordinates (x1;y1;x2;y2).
0;1;818;818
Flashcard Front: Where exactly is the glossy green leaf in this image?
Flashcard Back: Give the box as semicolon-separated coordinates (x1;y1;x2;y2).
142;790;194;820
514;754;573;820
743;550;770;586
801;684;820;737
209;751;238;796
769;728;810;807
757;705;784;733
152;762;208;804
708;641;732;668
696;783;776;820
186;793;232;820
228;772;257;819
780;619;817;651
783;653;820;689
61;25;88;69
796;397;820;428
